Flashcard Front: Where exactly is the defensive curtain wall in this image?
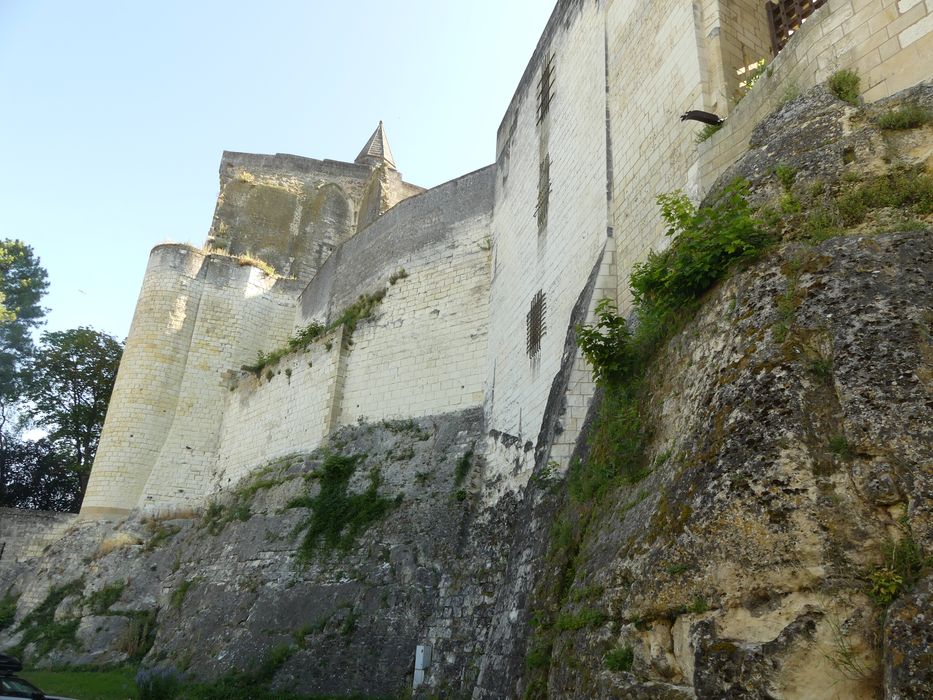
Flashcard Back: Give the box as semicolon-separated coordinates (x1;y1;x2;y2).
0;508;76;570
76;0;931;519
214;165;494;493
81;159;493;516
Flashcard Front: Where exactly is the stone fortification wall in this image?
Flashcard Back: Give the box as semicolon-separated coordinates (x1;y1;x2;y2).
82;246;303;517
606;0;715;309
89;167;495;502
334;168;493;426
205;151;423;282
297;165;494;426
699;0;933;196
211;330;345;491
484;0;611;495
0;508;76;568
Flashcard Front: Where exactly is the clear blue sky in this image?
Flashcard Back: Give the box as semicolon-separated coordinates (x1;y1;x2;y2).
1;1;554;341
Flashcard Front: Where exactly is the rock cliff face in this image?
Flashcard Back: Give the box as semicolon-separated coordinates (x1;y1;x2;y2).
1;86;931;699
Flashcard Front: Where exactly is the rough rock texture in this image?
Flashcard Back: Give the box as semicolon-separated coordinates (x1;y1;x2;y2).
1;86;931;700
0;409;518;697
516;85;933;700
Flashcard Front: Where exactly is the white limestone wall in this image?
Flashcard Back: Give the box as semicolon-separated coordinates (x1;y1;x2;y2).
82;246;301;516
212;332;343;491
337;212;490;425
0;508;77;567
82;246;208;517
138;255;301;510
606;0;711;311
484;0;609;491
298;166;495;427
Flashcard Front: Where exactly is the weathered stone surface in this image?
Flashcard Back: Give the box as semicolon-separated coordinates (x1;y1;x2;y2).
0;408;521;697
885;574;933;700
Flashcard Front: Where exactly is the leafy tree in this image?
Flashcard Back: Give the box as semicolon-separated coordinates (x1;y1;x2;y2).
24;327;123;495
0;437;80;512
0;239;49;429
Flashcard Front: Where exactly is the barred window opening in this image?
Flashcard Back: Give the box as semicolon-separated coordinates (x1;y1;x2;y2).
526;291;547;359
535;155;551;232
537;55;555;123
767;0;827;54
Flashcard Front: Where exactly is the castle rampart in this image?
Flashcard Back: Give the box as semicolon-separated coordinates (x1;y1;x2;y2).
79;0;931;519
81;246;303;516
206;149;424;282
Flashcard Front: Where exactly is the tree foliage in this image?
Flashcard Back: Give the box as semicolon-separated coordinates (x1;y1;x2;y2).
0;438;81;512
24;328;123;493
0;239;49;421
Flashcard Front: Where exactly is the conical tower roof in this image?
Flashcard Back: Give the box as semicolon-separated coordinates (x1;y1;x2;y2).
355;121;396;170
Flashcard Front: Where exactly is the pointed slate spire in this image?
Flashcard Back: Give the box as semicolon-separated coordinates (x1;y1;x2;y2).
355;121;397;170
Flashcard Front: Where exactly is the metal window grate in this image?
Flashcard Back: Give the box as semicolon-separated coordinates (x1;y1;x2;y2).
767;0;827;54
537;55;555;123
526;290;547;359
535;155;551;231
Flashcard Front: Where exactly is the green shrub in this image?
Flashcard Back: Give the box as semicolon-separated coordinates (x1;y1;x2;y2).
604;645;634;672
828;69;860;105
9;579;84;661
525;642;553;669
554;608;606;631
869;523;930;606
455;444;475;485
828;435;852;459
171;578;199;611
117;610;157;662
576;299;635;386
242;287;390;376
877;104;932;130
835;166;933;226
86;580;125;614
775;164;797;191
631;180;770;313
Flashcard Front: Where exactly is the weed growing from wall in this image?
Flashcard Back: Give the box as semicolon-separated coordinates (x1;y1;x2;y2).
835;166;933;226
242;287;390;377
604;645;634;672
455;443;475;485
170;577;199;611
151;643;300;700
117;610;157;662
85;580;126;614
869;519;930;606
695;123;723;143
287;453;398;562
828;69;860;105
631;180;770;312
877;104;932;130
525;180;771;695
0;588;19;632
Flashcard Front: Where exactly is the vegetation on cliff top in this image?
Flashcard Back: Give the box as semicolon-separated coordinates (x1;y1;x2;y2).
526;139;933;692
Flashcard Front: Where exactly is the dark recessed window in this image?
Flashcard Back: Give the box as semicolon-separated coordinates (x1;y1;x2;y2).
535;155;551;232
537;54;555;123
526;290;547;359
